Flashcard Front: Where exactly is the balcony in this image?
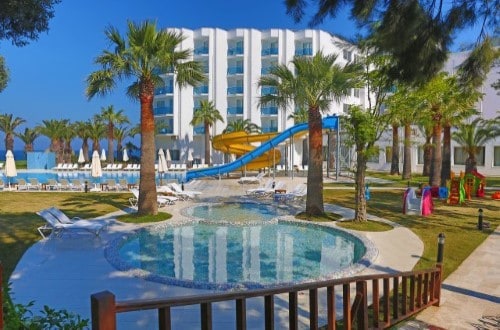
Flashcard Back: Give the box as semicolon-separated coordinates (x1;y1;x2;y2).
294;48;313;56
194;46;209;55
227;86;244;95
227;107;243;115
261;106;278;116
154;106;173;116
193;125;205;135
227;47;244;56
261;86;277;95
227;66;244;75
154;86;174;95
193;85;209;95
262;126;278;133
261;47;278;56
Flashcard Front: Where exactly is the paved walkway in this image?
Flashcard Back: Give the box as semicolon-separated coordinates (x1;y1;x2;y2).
399;225;500;330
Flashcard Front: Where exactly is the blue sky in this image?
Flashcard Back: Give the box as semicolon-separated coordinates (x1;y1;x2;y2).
0;0;482;150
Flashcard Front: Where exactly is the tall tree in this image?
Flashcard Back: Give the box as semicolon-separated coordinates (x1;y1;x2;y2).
0;0;61;46
0;56;9;93
61;122;76;163
0;113;26;151
223;119;261;134
285;0;498;85
190;100;224;166
86;20;205;215
15;127;40;154
87;119;106;154
259;52;359;216
418;122;434;176
114;125;130;162
37;119;68;163
96;105;129;163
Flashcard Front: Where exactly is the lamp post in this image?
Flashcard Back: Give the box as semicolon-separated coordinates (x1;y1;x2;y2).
437;233;445;264
478;208;483;230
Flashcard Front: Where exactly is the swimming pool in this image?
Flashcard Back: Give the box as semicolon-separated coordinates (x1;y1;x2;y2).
106;203;374;290
185;202;291;223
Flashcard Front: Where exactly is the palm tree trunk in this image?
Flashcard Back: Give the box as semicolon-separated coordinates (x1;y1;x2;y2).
354;152;367;221
108;123;114;163
422;136;432;176
441;124;451;186
138;85;158;215
402;124;412;180
204;122;211;166
327;131;335;173
82;139;89;163
390;124;400;175
305;108;325;216
6;133;14;152
430;111;442;187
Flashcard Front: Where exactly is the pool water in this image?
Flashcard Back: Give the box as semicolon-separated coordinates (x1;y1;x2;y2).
186;202;290;223
106;203;368;289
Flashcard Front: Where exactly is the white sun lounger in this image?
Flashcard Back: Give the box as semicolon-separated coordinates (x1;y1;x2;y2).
36;209;106;238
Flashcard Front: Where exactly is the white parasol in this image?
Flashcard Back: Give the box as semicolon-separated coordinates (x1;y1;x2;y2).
165;148;171;168
100;148;106;162
123;149;129;162
78;148;85;164
158;148;168;185
5;150;17;189
91;150;102;190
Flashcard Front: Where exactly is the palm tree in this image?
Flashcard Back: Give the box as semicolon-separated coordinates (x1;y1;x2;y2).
74;120;92;163
61;122;76;163
223;119;261;134
259;52;358;216
87;119;106;153
0;56;9;93
86;20;205;215
418;122;434;176
37;119;68;163
190;100;224;166
0;113;26;151
15;127;40;154
452;117;498;173
114;125;130;162
96;105;129;163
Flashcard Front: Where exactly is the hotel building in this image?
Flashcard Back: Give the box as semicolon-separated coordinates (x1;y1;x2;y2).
154;28;366;167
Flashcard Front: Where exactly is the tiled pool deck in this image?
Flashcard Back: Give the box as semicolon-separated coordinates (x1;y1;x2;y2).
9;176;427;329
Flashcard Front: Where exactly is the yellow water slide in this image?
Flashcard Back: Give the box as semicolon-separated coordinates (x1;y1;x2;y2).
212;131;281;170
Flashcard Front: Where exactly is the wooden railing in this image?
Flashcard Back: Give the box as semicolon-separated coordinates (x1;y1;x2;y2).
91;264;442;330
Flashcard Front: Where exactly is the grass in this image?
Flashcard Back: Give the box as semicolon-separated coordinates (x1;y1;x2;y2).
324;188;499;278
117;212;172;223
336;220;393;232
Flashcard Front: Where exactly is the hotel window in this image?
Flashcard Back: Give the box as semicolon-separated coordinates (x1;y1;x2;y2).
343;49;352;61
417;147;425;165
494;146;500;166
453;147;485;166
342;103;351;114
353;88;360;98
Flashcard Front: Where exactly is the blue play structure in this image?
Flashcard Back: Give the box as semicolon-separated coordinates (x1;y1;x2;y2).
184;116;339;182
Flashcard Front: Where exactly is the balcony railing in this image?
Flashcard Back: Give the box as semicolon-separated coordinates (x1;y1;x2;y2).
227;107;243;115
193;126;205;135
154;86;173;95
227;66;244;75
153;107;173;116
227;86;244;95
194;46;209;55
261;47;278;56
261;86;277;95
193;85;209;95
227;47;244;55
261;106;278;115
295;48;313;56
91;265;443;330
262;126;278;133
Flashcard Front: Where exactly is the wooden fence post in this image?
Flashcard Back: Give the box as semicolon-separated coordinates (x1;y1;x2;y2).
434;264;443;306
91;291;116;330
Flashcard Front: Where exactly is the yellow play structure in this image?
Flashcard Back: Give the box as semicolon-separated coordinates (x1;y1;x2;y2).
212;131;281;170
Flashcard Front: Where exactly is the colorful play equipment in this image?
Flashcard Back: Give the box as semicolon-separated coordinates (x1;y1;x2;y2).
447;170;486;204
184;116;339;181
403;187;433;216
492;191;500;200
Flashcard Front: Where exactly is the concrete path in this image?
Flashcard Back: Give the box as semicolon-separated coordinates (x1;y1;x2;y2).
399;225;500;330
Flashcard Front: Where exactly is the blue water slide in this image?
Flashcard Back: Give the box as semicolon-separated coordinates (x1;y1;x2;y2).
184;116;339;181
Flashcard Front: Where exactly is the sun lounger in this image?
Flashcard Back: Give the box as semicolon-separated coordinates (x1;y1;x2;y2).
238;172;265;184
36;208;106;238
129;188;176;207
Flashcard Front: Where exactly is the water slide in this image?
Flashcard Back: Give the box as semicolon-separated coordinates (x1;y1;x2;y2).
184;116;339;182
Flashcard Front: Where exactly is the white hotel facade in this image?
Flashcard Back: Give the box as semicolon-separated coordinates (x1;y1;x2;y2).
154;28;366;166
